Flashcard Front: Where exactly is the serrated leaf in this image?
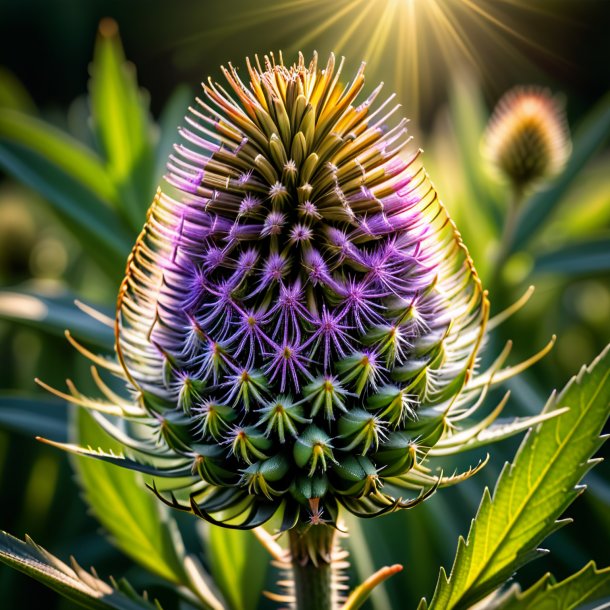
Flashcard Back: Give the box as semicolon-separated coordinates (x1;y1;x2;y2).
0;531;161;610
424;344;610;610
489;561;610;610
71;411;189;586
207;525;268;610
533;236;610;277
89;19;155;229
0;290;114;349
513;91;610;251
71;410;225;610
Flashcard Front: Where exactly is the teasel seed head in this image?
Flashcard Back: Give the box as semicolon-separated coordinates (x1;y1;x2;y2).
483;86;571;192
41;53;558;531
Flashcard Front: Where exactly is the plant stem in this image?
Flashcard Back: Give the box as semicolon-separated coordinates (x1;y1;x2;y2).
289;524;338;610
494;186;523;276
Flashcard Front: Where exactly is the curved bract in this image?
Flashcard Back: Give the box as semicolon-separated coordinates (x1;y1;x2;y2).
42;53;554;530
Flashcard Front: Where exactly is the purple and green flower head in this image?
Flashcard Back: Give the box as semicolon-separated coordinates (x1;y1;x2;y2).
41;53;554;530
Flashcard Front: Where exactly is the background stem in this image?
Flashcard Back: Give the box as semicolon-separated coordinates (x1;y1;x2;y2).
494;186;524;276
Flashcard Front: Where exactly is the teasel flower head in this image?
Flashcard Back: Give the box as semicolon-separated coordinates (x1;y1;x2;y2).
483;87;571;192
41;53;557;530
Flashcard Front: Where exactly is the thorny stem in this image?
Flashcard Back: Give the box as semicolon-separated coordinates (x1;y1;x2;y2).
289;524;338;610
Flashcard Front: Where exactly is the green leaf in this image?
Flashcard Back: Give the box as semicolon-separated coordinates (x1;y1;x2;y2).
438;70;502;283
0;67;36;113
71;410;225;610
0;531;161;610
533;236;610;277
71;411;189;584
346;515;396;610
489;561;610;610
0;108;116;202
89;19;155;230
0;396;67;441
541;157;610;242
513;91;610;251
423;344;610;610
0;116;132;277
0;289;114;349
448;71;502;234
207;525;268;610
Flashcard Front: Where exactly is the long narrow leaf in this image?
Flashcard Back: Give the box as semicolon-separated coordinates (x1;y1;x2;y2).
0;531;161;610
207;525;268;610
0;290;114;349
71;410;225;610
0;108;116;202
449;71;502;234
0;396;67;441
534;236;610;276
0;68;36;112
89;19;155;229
154;85;192;185
0;139;131;277
422;344;610;609
71;409;188;582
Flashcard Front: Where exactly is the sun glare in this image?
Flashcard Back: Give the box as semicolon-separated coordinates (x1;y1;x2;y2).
178;0;568;124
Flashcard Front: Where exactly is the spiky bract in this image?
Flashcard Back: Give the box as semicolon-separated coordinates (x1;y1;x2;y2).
45;54;552;530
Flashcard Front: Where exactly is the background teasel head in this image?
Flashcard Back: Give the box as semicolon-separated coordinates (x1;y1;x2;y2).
483;86;571;193
41;52;555;530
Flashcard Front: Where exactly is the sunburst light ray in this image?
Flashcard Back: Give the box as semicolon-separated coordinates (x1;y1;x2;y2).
165;0;572;124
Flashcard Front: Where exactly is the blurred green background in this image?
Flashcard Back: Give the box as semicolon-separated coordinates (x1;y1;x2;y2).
1;1;609;609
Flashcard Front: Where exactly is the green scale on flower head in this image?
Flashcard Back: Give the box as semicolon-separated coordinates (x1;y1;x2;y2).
39;52;557;530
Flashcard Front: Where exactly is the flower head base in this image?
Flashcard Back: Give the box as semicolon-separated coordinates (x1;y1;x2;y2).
43;53;555;530
483;87;571;192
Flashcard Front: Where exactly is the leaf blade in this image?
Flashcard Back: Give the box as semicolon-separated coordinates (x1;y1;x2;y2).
89;19;155;228
425;344;610;609
0;108;116;202
0;290;114;349
154;85;192;185
491;561;610;610
0;396;68;441
71;409;189;585
207;526;268;610
70;409;226;610
0;531;160;610
533;236;610;277
0;137;131;277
